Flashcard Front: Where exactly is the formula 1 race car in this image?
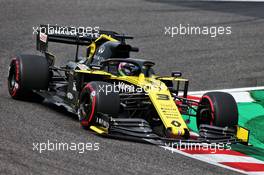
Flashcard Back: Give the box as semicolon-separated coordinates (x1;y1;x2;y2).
8;25;249;145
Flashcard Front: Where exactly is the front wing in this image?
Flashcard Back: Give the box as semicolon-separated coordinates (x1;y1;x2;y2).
89;118;250;146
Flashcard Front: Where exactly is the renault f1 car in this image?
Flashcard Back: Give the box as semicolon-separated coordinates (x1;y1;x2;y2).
8;25;249;145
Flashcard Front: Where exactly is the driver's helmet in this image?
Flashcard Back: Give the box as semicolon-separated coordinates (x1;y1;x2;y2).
118;62;139;76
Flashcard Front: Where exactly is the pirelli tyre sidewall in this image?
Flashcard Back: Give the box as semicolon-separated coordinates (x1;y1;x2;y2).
197;91;238;129
8;54;49;99
78;81;120;128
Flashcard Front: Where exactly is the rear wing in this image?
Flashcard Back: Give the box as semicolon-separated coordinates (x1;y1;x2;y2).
36;24;133;52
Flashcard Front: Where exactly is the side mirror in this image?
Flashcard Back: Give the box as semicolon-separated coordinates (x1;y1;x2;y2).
171;71;182;77
90;64;102;70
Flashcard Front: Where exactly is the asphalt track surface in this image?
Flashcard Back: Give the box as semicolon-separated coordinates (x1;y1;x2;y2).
0;0;263;174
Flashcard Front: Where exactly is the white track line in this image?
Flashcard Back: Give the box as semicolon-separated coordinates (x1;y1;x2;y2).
188;86;264;102
162;146;264;174
189;86;264;95
193;154;264;163
248;172;264;175
161;146;248;174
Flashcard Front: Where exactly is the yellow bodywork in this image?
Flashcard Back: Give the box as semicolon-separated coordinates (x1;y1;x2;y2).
90;125;107;134
236;126;250;143
76;67;190;137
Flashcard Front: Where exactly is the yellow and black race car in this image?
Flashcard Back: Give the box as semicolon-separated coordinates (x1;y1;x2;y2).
8;25;249;145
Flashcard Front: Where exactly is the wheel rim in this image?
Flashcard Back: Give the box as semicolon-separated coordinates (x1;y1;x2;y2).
80;93;93;118
8;60;19;96
10;72;16;89
78;84;96;126
197;98;214;127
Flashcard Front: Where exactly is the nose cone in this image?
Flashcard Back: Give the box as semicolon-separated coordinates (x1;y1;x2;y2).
166;127;189;139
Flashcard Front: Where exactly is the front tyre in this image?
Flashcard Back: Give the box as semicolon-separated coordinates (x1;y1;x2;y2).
196;92;238;129
78;81;120;129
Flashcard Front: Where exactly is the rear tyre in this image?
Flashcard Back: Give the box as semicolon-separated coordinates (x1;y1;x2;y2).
8;55;49;100
78;81;120;129
196;92;238;129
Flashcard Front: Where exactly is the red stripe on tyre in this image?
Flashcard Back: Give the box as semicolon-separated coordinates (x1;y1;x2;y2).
82;84;96;124
11;58;20;97
201;95;215;125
